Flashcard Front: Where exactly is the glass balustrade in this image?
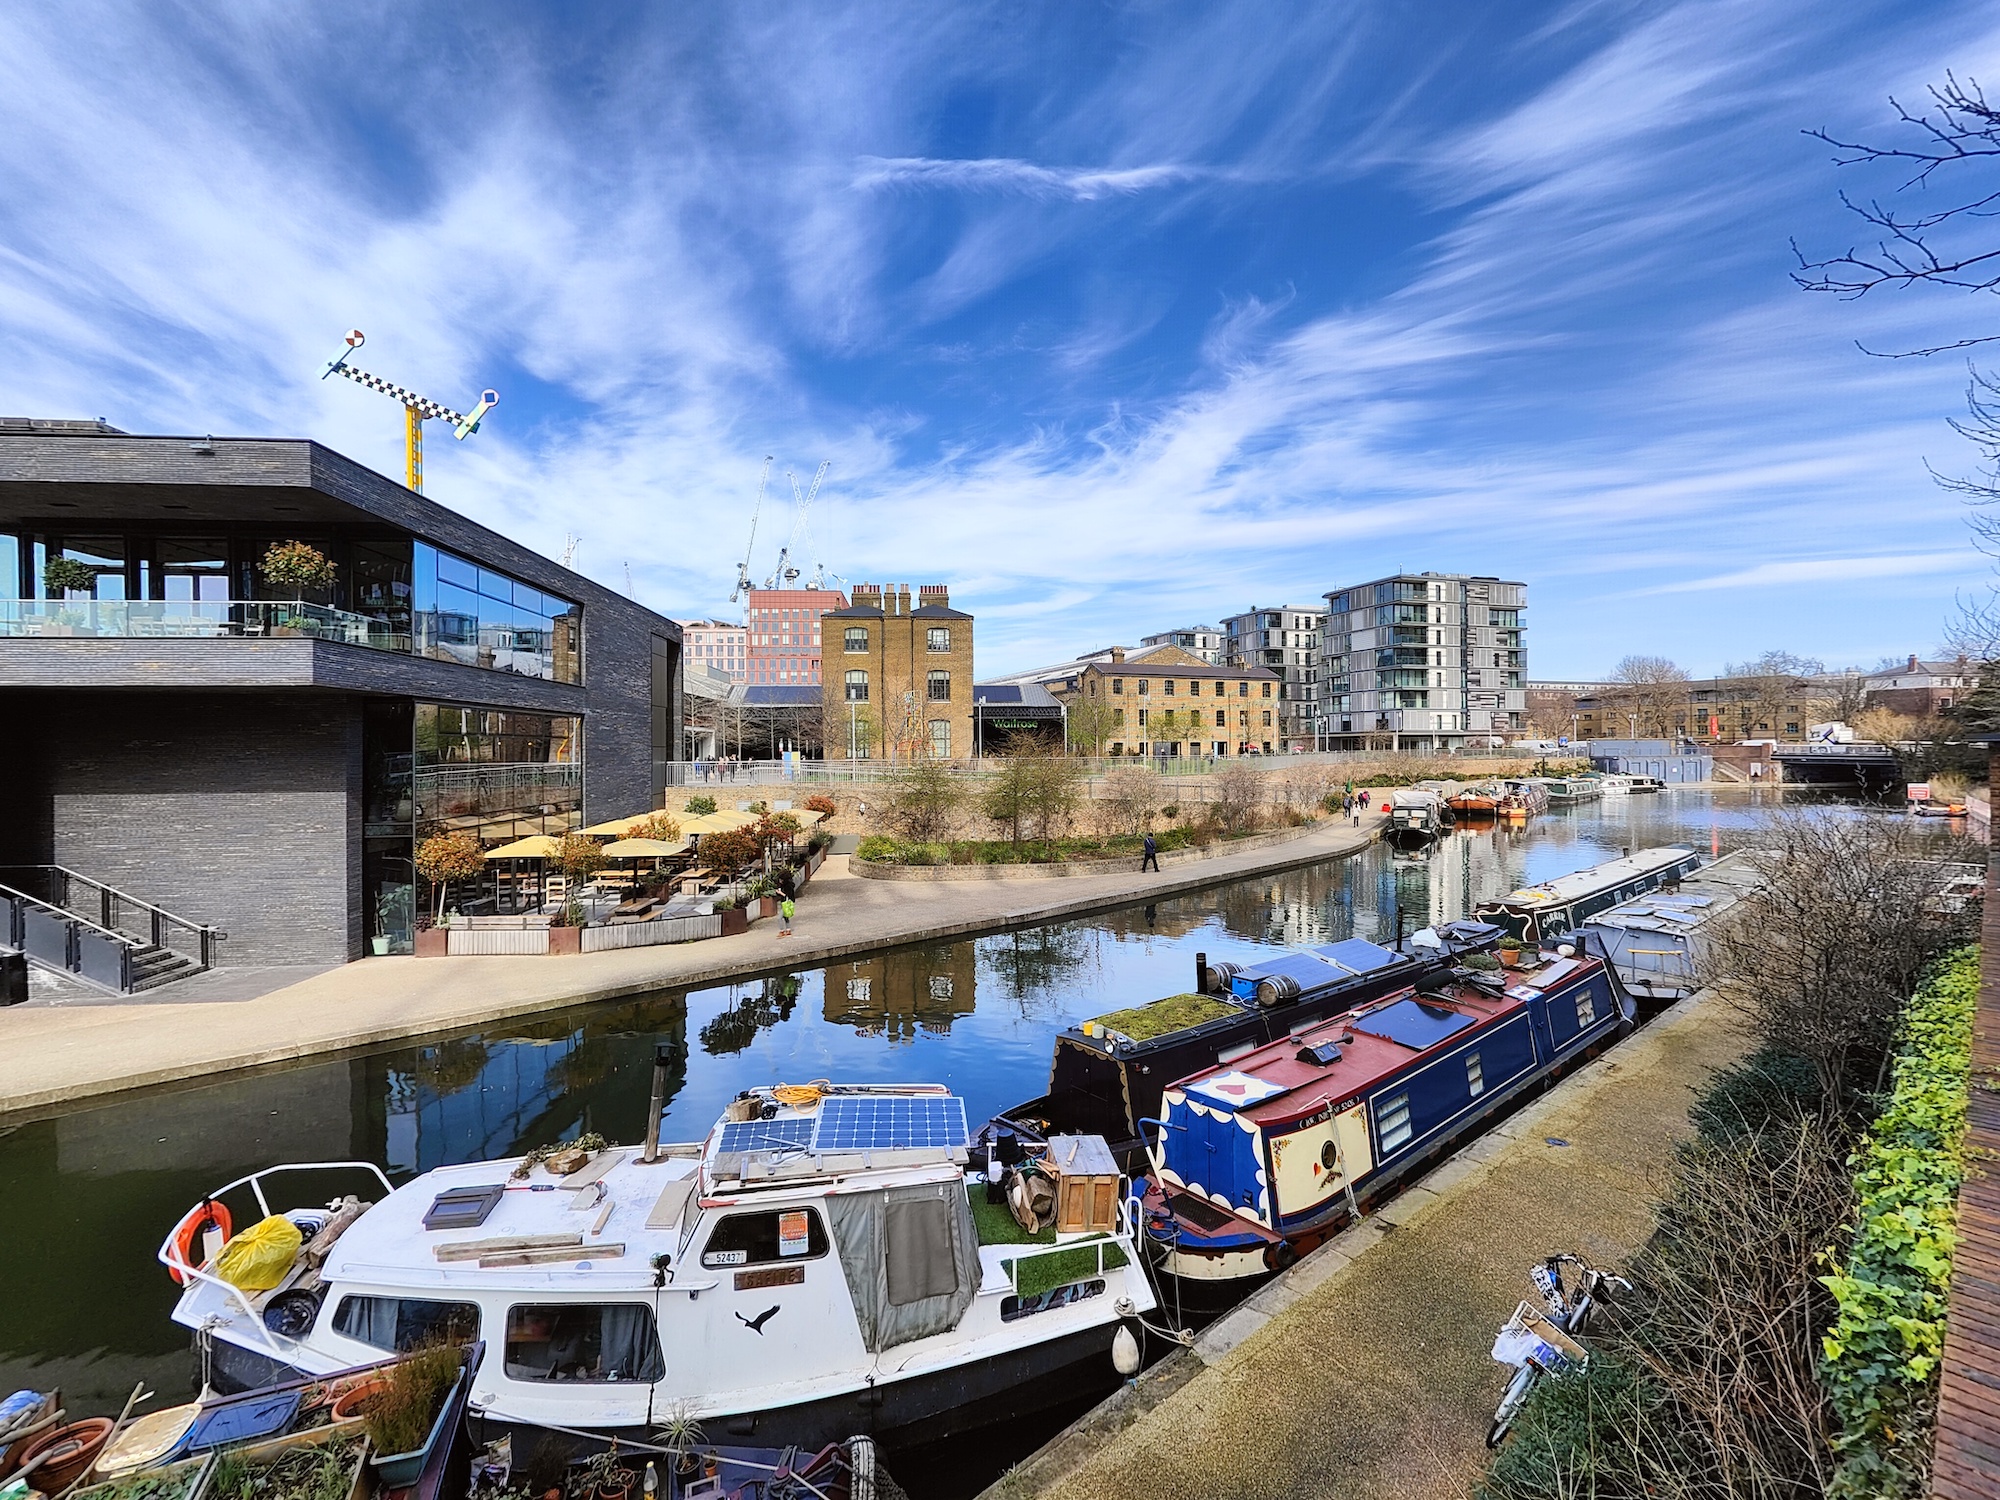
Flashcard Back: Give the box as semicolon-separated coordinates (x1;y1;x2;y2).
1;598;411;653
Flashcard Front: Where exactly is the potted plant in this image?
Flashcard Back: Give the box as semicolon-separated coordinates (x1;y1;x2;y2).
362;1344;462;1488
713;895;748;936
549;834;605;953
573;1442;636;1500
653;1408;707;1486
260;540;336;629
40;556;98;634
415;832;486;929
1497;936;1525;968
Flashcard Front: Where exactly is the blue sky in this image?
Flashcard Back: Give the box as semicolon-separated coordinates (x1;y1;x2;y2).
4;2;2000;677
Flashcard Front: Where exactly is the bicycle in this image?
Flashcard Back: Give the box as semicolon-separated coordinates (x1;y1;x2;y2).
1485;1252;1635;1449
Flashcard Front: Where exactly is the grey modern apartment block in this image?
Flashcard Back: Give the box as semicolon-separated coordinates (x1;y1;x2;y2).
1222;605;1326;749
1;420;682;969
1138;624;1225;665
1319;573;1526;750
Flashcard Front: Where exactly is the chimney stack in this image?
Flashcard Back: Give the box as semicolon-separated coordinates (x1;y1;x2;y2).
1110;646;1126;664
1909;654;1919;671
854;583;881;609
896;585;912;616
919;584;949;608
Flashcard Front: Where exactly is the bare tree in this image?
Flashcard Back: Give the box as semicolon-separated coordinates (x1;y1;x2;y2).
1700;810;1980;1103
1209;763;1263;833
1720;651;1837;738
1098;765;1159;835
1606;655;1693;737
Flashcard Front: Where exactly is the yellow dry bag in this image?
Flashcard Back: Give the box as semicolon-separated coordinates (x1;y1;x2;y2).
214;1214;302;1291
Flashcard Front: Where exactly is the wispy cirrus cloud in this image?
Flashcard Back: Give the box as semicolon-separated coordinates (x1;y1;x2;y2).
851;156;1217;200
1640;553;1976;594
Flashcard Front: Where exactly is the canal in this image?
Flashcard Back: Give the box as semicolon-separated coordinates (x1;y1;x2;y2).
0;789;1791;1494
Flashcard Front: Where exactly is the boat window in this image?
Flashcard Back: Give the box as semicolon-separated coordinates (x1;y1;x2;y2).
1467;1053;1485;1097
331;1295;479;1352
700;1208;829;1268
1377;1093;1413;1152
503;1304;665;1383
1575;989;1597;1028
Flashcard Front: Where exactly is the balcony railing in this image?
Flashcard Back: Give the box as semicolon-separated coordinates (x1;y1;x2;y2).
0;599;410;653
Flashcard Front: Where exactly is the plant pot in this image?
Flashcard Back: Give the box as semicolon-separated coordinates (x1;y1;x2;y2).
596;1480;633;1500
368;1371;463;1489
757;895;778;919
415;929;449;958
330;1377;390;1422
1498;948;1522;968
19;1419;116;1492
718;907;748;936
370;936;390;956
548;925;581;955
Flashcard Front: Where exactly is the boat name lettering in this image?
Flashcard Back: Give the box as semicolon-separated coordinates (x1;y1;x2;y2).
734;1265;805;1291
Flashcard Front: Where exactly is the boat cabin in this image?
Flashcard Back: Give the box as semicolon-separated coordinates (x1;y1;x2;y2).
1578;849;1767;1005
1474;846;1702;943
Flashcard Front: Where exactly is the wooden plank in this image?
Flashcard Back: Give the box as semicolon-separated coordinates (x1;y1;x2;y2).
433;1233;581;1262
591;1198;616;1236
477;1243;624;1268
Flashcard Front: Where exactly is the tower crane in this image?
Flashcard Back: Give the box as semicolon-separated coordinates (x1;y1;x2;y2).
321;330;497;494
730;456;775;604
765;461;829;589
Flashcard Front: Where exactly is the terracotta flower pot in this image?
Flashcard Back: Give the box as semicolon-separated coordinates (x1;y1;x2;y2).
548;925;581;955
1499;948;1522;968
415;929;450;958
19;1419;115;1492
330;1375;390;1421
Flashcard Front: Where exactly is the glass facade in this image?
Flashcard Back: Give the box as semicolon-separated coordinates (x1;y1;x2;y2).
411;541;581;683
363;698;417;955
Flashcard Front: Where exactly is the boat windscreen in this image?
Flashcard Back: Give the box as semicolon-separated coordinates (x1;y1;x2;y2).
1349;998;1477;1051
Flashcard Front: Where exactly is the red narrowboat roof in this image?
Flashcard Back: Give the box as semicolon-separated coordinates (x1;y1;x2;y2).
1166;956;1602;1131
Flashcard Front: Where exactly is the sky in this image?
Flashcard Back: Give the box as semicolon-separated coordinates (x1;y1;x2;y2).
4;2;2000;678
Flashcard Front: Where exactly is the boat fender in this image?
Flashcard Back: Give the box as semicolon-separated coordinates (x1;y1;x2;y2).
168;1201;233;1285
1255;975;1301;1008
1262;1241;1298;1273
1112;1325;1141;1377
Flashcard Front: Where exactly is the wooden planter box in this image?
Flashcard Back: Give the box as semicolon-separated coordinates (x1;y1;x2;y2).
415;929;450;958
718;907;749;936
757;895;778;919
547;925;581;955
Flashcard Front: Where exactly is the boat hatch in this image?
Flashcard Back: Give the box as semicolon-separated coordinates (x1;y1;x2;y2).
1349;998;1476;1051
1185;1069;1287;1111
1297;1040;1344;1066
423;1183;503;1230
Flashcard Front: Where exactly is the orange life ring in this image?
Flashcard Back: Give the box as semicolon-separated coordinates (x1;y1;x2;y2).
169;1201;233;1285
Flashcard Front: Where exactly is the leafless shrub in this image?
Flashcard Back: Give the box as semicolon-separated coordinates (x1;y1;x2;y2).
1699;809;1980;1102
1098;766;1160;835
1209;763;1264;833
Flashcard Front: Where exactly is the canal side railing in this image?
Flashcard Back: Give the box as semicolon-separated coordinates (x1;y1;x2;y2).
1;880;146;992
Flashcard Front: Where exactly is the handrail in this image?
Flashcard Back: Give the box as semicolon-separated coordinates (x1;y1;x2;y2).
159;1161;395;1360
0;864;219;967
0;880;144;948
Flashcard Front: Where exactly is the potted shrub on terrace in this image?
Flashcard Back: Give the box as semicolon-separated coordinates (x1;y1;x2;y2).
260;540;336;630
712;894;749;936
41;556;98;633
414;832;486;956
549;833;606;953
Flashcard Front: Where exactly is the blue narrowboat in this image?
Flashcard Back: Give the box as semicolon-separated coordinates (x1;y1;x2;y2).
1473;845;1702;945
982;927;1504;1172
1144;945;1631;1285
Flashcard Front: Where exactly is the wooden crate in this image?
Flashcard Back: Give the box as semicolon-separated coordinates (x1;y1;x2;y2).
1046;1134;1121;1236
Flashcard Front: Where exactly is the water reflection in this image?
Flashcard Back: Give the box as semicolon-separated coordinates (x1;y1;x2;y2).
0;790;1802;1421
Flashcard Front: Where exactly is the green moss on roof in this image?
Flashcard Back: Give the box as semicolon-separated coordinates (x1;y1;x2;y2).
1090;991;1236;1042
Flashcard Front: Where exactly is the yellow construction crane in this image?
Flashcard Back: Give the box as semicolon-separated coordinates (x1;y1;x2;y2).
320;330;497;493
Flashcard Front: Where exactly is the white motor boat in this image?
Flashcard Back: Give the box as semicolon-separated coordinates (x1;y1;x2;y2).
160;1082;1156;1449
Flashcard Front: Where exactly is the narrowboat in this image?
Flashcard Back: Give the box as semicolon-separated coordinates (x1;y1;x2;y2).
1577;849;1768;1008
1385;789;1449;848
1537;776;1602;806
1473;845;1702;944
159;1083;1155;1451
981;933;1503;1171
1501;779;1550;815
1446;785;1502;818
1145;943;1632;1284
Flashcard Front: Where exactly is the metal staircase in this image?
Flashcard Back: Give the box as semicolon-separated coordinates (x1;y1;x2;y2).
0;866;220;996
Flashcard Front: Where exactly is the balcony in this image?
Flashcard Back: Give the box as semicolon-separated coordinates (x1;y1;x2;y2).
2;599;408;652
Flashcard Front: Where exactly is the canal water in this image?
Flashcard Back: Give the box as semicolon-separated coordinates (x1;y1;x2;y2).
0;789;1793;1493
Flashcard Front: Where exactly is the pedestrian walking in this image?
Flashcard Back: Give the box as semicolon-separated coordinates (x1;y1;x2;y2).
779;895;795;936
1350;795;1362;827
1140;831;1160;872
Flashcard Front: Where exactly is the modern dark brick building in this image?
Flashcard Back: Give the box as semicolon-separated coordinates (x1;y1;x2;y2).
0;419;682;968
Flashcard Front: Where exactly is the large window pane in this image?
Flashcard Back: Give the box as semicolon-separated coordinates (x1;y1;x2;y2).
477;566;515;604
158;538;229;603
436;549;477;589
504;1304;663;1383
0;533;20;600
62;536;126;599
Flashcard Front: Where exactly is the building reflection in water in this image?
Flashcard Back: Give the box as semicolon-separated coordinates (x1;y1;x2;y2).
825;942;979;1040
700;976;803;1056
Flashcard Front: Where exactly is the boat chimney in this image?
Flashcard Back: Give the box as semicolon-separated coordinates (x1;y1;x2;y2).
1195;950;1208;994
642;1044;672;1162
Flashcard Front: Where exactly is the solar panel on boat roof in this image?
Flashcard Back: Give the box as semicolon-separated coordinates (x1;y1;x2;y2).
1350;998;1477;1050
1312;938;1402;975
716;1118;817;1155
814;1094;968;1152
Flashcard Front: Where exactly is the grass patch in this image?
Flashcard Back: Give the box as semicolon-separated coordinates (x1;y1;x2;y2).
968;1186;1056;1247
1090;991;1237;1041
1003;1238;1130;1298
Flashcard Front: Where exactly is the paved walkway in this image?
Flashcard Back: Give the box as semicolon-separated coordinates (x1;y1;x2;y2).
987;985;1752;1500
0;812;1385;1119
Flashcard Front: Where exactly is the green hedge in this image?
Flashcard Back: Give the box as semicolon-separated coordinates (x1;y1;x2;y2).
853;824;1226;866
1821;944;1980;1499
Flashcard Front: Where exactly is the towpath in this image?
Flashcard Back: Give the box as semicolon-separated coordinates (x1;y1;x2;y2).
0;811;1386;1119
986;983;1752;1500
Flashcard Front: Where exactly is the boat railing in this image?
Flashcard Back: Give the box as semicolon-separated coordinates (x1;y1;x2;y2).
160;1161;396;1358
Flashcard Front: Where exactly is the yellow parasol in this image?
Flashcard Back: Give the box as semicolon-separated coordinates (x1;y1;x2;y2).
580;815;652;837
484;834;563;860
680;810;761;834
601;836;689;858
